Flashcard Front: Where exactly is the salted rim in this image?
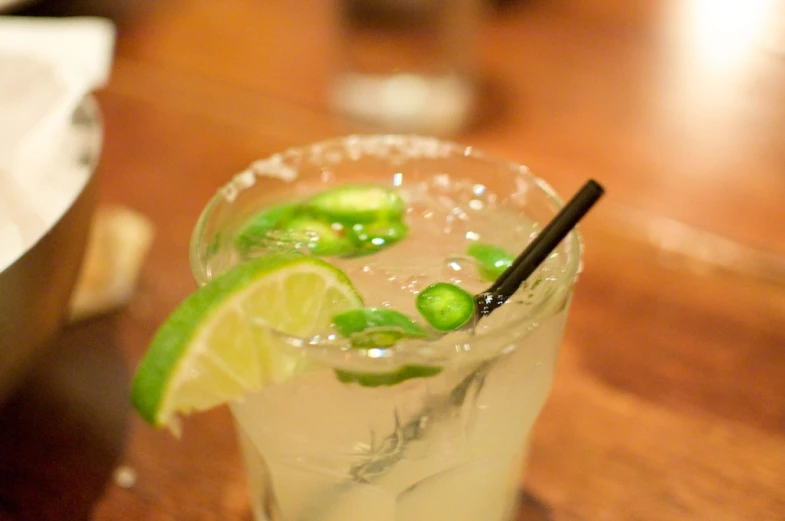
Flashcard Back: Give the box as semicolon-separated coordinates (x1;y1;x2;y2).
190;135;583;367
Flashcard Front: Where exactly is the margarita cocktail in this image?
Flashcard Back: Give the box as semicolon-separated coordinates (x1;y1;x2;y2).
134;135;582;521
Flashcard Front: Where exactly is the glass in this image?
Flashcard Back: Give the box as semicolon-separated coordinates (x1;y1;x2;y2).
329;0;481;135
190;135;582;521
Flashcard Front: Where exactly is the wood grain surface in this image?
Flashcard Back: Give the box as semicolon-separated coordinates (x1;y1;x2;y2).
2;0;784;520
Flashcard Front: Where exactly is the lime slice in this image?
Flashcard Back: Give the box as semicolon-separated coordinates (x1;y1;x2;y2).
130;253;363;431
466;242;515;282
306;185;405;224
416;282;476;332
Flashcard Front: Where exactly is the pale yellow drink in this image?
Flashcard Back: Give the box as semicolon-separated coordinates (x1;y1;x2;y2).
190;136;581;521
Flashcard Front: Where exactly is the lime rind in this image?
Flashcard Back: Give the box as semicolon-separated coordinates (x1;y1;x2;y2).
131;258;266;426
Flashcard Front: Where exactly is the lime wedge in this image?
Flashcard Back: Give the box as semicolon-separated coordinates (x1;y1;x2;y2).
130;253;363;432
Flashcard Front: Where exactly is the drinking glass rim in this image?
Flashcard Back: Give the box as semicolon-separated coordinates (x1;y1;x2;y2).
190;134;582;367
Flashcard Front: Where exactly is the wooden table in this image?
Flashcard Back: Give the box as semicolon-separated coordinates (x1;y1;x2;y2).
2;0;784;519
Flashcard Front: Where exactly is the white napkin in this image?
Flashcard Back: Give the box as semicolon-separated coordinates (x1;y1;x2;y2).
0;16;115;271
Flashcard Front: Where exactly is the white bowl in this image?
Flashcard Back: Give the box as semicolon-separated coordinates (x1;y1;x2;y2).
0;96;102;404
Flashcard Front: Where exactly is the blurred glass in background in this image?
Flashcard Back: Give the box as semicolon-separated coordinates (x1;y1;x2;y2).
330;0;482;135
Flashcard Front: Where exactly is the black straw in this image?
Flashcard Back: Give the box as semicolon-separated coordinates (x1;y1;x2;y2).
475;179;604;316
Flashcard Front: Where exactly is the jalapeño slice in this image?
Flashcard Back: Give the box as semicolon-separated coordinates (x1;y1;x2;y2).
306;185;405;224
416;282;476;332
466;242;515;282
235;203;300;253
331;307;440;387
281;216;354;257
347;220;409;255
